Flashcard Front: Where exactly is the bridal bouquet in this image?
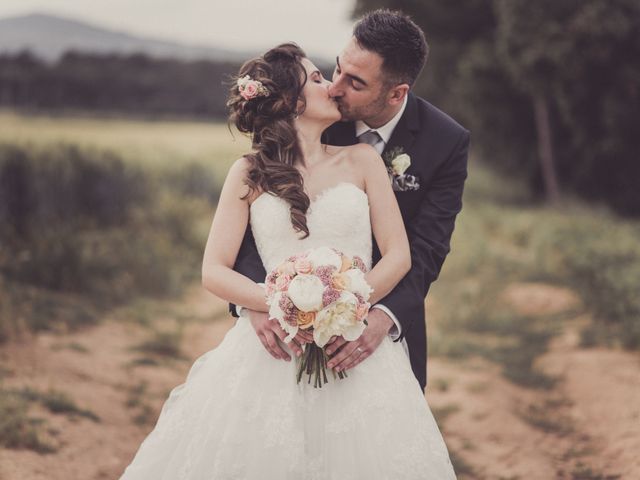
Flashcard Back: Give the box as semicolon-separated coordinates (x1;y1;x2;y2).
265;246;373;388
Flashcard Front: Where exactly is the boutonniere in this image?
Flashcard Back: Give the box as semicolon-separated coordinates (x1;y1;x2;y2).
382;147;420;192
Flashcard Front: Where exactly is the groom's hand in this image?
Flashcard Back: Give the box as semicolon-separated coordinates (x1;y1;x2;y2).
246;309;313;361
325;309;394;372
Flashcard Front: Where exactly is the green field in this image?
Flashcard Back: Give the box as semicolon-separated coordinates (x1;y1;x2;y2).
0;110;250;174
1;109;639;360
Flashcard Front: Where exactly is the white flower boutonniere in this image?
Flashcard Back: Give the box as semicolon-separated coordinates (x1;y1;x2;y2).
391;153;411;176
382;147;420;192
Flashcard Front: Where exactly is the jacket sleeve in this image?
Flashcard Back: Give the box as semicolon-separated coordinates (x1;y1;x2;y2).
228;227;267;317
380;129;470;342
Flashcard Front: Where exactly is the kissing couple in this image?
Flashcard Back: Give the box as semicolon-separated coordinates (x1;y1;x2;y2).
120;8;469;480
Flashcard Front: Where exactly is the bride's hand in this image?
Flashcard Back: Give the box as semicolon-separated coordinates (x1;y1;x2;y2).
246;309;311;360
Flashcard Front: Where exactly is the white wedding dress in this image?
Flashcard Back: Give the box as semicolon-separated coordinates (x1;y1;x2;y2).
120;182;456;480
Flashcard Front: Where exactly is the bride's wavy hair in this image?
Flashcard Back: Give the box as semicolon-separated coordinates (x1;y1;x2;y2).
227;43;311;238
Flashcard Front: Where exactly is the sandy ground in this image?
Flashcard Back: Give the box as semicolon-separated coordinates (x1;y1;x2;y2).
0;283;638;480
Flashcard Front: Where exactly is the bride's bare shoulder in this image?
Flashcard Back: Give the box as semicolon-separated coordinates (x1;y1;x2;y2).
226;156;260;204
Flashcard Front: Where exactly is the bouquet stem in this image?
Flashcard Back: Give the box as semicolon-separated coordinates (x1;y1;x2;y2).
296;343;347;388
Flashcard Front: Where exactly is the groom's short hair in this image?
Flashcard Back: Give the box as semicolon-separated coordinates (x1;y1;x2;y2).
353;9;428;87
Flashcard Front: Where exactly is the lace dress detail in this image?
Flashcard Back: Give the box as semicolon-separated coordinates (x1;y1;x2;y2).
119;182;456;480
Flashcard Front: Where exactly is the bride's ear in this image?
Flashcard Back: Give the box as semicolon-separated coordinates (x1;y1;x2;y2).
294;97;306;119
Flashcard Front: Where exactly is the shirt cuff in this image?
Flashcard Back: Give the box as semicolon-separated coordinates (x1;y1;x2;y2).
371;304;402;340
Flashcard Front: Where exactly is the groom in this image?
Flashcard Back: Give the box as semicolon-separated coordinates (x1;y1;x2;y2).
231;9;470;391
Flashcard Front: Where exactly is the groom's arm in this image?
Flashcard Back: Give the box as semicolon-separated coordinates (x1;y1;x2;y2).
379;129;470;341
228;227;267;317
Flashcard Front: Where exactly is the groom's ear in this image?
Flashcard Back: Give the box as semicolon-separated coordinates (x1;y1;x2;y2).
388;84;410;106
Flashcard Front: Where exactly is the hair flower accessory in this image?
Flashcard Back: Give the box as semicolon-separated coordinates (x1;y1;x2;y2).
237;75;270;101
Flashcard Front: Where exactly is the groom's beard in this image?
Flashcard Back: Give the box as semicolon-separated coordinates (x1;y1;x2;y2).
335;92;387;123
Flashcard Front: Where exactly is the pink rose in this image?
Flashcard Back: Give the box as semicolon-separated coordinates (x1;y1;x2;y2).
265;283;275;298
322;288;340;308
279;295;298;327
241;82;258;100
294;258;313;274
352;256;367;273
275;274;292;291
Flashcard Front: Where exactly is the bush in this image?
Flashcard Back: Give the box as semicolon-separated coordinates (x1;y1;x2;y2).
0;142;212;341
0;143;149;244
532;221;640;348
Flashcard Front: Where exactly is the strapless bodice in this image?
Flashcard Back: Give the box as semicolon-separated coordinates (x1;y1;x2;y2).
249;182;372;273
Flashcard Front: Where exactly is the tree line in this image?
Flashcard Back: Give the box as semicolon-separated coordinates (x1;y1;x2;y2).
2;1;639;217
354;0;640;216
0;50;242;119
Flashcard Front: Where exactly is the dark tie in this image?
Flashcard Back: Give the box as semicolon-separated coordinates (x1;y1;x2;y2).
358;130;383;149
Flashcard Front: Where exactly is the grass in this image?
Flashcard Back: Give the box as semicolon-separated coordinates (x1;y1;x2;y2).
431;377;451;392
570;463;621;480
0;126;232;341
428;160;640;388
517;399;573;436
449;450;475;478
0;383;100;453
131;325;186;361
1;109;638;375
0;109;255;343
0;109;249;175
432;402;461;426
124;380;156;426
14;386;100;422
0;388;55;453
50;341;90;353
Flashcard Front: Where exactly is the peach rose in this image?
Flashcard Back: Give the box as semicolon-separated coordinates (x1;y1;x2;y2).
339;255;352;273
331;272;348;290
278;261;296;277
294;258;313;275
297;310;316;329
356;302;370;321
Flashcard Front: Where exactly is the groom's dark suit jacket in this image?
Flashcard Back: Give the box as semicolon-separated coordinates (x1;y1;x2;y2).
229;92;470;391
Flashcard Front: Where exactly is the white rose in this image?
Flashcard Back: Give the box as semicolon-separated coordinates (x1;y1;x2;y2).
391;153;411;176
268;291;298;343
287;274;325;312
343;269;373;301
305;246;342;270
313;291;364;347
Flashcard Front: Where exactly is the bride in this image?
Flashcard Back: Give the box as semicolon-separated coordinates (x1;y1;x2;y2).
119;43;456;480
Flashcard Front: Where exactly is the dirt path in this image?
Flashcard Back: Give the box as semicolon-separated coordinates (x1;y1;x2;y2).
427;283;640;479
1;283;638;479
0;285;233;480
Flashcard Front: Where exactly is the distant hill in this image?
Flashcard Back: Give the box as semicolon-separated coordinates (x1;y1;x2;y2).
0;12;257;63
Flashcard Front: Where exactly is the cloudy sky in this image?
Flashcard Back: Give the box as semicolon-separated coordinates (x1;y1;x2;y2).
0;0;356;60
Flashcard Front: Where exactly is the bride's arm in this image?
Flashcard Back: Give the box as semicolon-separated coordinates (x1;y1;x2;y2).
201;158;268;312
358;145;411;304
